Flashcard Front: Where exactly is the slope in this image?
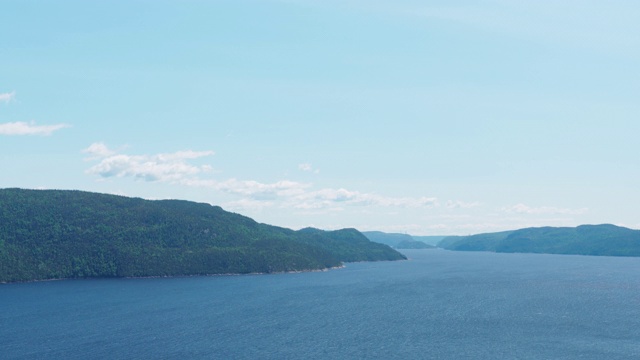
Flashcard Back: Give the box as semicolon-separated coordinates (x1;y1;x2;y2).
0;188;405;282
438;225;640;256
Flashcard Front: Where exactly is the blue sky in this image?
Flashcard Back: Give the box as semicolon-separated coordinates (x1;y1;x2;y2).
2;0;639;235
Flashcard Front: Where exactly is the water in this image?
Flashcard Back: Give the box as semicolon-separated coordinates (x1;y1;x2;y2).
2;249;640;359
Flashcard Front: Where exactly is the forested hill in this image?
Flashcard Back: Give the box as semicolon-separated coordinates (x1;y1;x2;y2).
439;224;640;256
0;188;405;283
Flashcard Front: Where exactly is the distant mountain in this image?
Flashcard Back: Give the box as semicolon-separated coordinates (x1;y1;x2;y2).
362;231;414;247
362;231;435;249
0;188;405;283
412;236;447;246
296;227;409;261
439;225;640;256
438;231;515;251
395;240;435;249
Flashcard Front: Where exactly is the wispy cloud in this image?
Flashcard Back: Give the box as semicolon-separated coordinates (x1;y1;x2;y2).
216;179;310;200
225;198;277;212
0;91;16;103
0;121;70;136
446;200;480;209
83;142;116;159
292;188;437;210
190;179;438;211
298;163;320;174
83;143;214;182
84;143;441;212
503;203;588;215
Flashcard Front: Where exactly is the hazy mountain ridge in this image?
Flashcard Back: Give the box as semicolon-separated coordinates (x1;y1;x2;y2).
362;231;435;249
439;225;640;256
411;236;447;246
0;188;405;283
395;239;435;249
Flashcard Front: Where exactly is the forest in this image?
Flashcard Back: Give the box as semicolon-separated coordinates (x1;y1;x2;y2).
0;188;405;283
439;224;640;256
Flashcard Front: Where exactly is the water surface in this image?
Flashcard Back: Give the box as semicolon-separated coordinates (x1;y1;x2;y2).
2;250;640;359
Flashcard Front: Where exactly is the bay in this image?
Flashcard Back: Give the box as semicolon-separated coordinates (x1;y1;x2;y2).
2;249;640;359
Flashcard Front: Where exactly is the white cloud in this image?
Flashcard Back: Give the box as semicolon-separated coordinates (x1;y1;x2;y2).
298;163;320;174
83;142;116;158
83;143;442;214
0;91;16;103
291;188;437;210
0;121;70;136
224;198;276;212
298;163;312;171
446;200;480;209
503;203;588;215
216;179;310;200
84;143;214;183
177;171;438;211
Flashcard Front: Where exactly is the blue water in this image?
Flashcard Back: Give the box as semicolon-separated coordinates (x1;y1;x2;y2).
2;249;640;359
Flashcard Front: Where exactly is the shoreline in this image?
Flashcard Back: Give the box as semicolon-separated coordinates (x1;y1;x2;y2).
0;264;347;285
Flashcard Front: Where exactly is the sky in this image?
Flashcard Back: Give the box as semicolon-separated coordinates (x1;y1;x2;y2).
2;0;639;235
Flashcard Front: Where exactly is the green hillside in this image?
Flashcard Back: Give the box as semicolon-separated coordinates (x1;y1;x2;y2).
438;231;514;251
0;188;405;283
439;225;640;256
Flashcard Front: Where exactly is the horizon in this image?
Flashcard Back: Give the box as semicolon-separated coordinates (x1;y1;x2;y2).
2;1;639;235
2;187;636;237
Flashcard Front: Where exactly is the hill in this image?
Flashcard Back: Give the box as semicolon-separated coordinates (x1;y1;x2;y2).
438;231;514;251
411;236;447;246
362;231;414;247
395;239;435;249
438;224;640;256
0;188;405;283
362;231;435;249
